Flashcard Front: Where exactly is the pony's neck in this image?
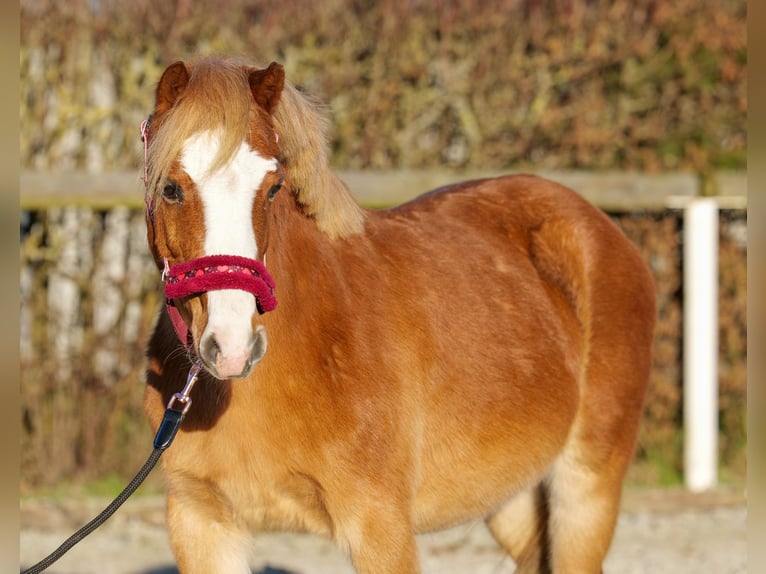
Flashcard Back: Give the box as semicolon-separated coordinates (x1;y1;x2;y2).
269;188;344;257
265;190;364;312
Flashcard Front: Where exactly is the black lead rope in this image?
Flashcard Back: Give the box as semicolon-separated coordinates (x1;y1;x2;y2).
21;448;165;574
21;362;202;574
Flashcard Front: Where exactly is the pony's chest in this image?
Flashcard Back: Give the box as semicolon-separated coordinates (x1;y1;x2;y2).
229;475;332;536
168;429;333;536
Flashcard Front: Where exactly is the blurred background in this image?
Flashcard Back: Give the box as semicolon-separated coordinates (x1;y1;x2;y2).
20;0;746;495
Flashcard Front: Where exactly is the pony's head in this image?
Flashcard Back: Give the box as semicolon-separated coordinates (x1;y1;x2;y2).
143;58;287;379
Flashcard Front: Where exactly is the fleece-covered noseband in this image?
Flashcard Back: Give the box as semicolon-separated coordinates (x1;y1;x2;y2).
161;254;277;348
164;254;277;313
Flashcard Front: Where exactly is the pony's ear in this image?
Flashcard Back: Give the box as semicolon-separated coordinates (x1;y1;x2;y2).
155;61;190;114
248;62;285;114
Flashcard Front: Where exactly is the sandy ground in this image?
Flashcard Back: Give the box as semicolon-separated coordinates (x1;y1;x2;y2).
20;487;746;574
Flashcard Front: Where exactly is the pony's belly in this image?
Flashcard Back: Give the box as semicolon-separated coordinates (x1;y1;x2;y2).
411;429;568;532
411;368;580;531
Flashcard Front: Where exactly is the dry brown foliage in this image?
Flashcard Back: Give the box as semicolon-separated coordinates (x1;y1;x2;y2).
21;0;745;172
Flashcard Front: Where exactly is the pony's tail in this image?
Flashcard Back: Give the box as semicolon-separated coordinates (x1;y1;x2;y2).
273;82;366;239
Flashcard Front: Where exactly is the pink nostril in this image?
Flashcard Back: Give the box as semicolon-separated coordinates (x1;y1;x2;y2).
201;334;221;367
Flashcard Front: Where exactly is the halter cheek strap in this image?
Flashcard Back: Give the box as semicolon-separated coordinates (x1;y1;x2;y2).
165;303;192;348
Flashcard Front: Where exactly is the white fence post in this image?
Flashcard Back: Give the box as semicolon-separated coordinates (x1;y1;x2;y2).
683;197;719;492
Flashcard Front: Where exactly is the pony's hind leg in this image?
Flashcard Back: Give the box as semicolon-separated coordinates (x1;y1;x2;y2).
166;491;252;574
487;461;622;574
544;450;623;574
486;483;552;574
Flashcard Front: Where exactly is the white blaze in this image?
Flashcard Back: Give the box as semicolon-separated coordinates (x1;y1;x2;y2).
180;131;277;369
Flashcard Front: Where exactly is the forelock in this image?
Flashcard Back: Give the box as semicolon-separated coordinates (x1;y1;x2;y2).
145;57;253;194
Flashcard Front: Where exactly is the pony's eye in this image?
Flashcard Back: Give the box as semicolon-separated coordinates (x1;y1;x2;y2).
162;181;183;203
267;182;281;200
267;174;284;201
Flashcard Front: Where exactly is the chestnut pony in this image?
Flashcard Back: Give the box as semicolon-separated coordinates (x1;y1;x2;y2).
142;57;655;574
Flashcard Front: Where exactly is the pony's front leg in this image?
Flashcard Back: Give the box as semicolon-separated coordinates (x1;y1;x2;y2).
347;527;420;574
338;500;421;574
166;491;251;574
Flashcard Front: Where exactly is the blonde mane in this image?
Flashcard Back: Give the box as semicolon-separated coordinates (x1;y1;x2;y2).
273;80;366;238
146;56;365;239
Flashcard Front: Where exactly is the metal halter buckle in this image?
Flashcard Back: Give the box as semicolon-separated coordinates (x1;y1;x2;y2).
166;359;202;416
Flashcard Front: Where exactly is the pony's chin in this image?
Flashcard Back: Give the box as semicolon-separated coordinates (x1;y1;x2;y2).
201;325;268;380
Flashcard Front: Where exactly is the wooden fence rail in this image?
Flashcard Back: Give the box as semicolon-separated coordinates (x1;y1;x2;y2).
20;170;746;210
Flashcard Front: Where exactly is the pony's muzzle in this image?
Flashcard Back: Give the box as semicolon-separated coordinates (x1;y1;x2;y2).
200;324;268;379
